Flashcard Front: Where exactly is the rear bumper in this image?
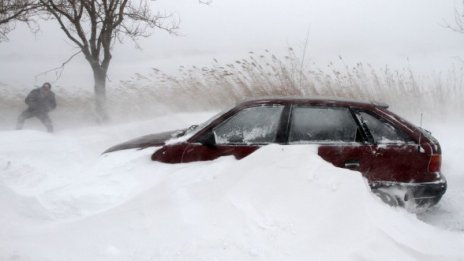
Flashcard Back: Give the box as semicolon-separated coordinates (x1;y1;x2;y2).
369;174;447;208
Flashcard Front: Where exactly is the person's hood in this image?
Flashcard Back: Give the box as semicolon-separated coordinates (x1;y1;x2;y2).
103;129;185;153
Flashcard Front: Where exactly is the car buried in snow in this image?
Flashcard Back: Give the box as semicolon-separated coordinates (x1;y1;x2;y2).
104;98;447;208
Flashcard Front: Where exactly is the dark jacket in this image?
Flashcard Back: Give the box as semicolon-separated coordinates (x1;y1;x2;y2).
25;88;57;113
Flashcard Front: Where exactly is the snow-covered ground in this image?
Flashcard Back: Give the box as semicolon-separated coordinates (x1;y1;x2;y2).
1;112;464;260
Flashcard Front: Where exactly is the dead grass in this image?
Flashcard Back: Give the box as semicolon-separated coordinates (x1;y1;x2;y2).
120;49;464;121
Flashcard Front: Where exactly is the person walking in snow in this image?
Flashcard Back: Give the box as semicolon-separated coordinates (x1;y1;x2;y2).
16;82;57;133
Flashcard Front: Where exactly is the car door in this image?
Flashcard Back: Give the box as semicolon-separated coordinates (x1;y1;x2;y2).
286;105;374;176
181;104;287;163
354;110;428;183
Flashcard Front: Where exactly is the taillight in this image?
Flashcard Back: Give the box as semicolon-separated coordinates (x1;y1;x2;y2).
428;154;442;172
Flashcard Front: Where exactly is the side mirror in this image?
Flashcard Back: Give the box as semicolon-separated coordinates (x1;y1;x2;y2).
198;131;216;148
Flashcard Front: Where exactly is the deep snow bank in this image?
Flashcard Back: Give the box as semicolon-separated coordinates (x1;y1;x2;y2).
1;115;464;260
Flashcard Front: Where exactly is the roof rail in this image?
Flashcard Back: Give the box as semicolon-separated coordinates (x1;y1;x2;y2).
370;100;389;109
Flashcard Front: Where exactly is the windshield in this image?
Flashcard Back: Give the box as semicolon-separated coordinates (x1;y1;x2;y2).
187;105;236;136
166;105;236;145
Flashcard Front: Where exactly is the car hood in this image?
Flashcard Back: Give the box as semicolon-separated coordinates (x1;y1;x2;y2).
103;129;185;153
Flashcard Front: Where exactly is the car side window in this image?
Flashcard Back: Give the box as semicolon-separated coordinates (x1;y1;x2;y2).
288;106;359;143
358;112;412;144
212;105;284;145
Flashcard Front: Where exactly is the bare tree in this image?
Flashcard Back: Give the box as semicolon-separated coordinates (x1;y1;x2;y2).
0;0;37;41
447;1;464;34
38;0;179;121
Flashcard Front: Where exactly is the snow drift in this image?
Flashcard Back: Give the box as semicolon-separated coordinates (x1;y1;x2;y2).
1;114;464;261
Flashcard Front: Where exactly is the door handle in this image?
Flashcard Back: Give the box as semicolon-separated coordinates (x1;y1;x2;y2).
344;160;360;169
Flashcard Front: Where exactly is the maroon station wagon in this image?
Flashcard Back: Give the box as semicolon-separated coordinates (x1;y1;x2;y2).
105;98;447;207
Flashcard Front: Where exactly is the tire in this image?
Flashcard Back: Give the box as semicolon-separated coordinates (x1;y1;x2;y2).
373;189;401;207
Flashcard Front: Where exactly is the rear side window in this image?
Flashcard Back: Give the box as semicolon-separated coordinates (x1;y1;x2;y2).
358;112;412;144
288;106;359;143
213;105;284;144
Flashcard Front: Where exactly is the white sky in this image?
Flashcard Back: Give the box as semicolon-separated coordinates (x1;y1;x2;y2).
0;0;463;88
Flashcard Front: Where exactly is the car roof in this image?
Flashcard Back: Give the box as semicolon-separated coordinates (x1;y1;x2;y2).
237;96;389;109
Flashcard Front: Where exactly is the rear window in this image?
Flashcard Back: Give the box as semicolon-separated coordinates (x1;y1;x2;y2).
358;112;413;144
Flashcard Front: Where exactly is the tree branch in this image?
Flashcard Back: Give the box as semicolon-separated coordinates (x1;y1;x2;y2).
0;0;38;40
34;50;82;81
